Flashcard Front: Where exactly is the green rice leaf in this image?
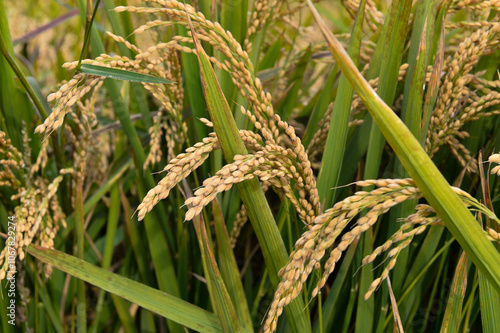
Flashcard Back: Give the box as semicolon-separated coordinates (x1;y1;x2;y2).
27;245;223;333
479;271;500;333
212;200;253;331
79;64;174;84
441;251;468;332
182;180;245;333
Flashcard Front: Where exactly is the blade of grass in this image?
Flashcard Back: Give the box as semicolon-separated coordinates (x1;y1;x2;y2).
187;14;311;333
119;181;154;286
212;200;253;331
182;181;246;333
175;26;208;142
75;178;87;333
27;245;223;333
77;0;101;70
477;153;500;333
421;7;445;143
478;271;500;333
461;270;479;331
363;0;411;181
221;0;247;44
79;64;175;84
308;0;500;295
257;37;283;72
441;251;468;332
387;277;404;332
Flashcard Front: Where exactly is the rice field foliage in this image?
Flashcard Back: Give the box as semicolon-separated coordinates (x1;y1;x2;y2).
2;0;500;332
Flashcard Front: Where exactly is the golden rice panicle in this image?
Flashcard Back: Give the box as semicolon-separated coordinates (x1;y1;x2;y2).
229;205;248;248
363;186;500;300
275;115;320;221
91;32;186;132
263;178;420;333
341;0;384;31
244;0;285;52
144;112;165;170
312;180;421;298
426;23;500;171
182;142;305;222
239;106;274;143
137;133;220;221
362;224;428;300
449;0;500;13
138;128;274;221
63;97;110;193
0;131;23;191
489;151;500;175
67;33;185;135
31;139;49;176
486;227;500;242
178;138;322;224
115;0;280;141
38;74;103;136
183;154;261;221
0;174;66;281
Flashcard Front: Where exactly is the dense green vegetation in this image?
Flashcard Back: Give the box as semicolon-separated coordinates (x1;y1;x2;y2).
1;0;500;332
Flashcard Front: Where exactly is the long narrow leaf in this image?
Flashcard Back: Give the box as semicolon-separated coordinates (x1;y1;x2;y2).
479;271;500;333
27;245;223;333
80;64;174;84
212;200;253;331
182;180;245;333
441;251;468;332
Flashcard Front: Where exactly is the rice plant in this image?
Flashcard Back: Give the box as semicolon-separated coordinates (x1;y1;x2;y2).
1;0;500;332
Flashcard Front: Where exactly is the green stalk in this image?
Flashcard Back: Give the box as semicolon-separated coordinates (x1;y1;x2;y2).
308;0;500;295
75;179;87;333
440;251;468;332
77;0;101;70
